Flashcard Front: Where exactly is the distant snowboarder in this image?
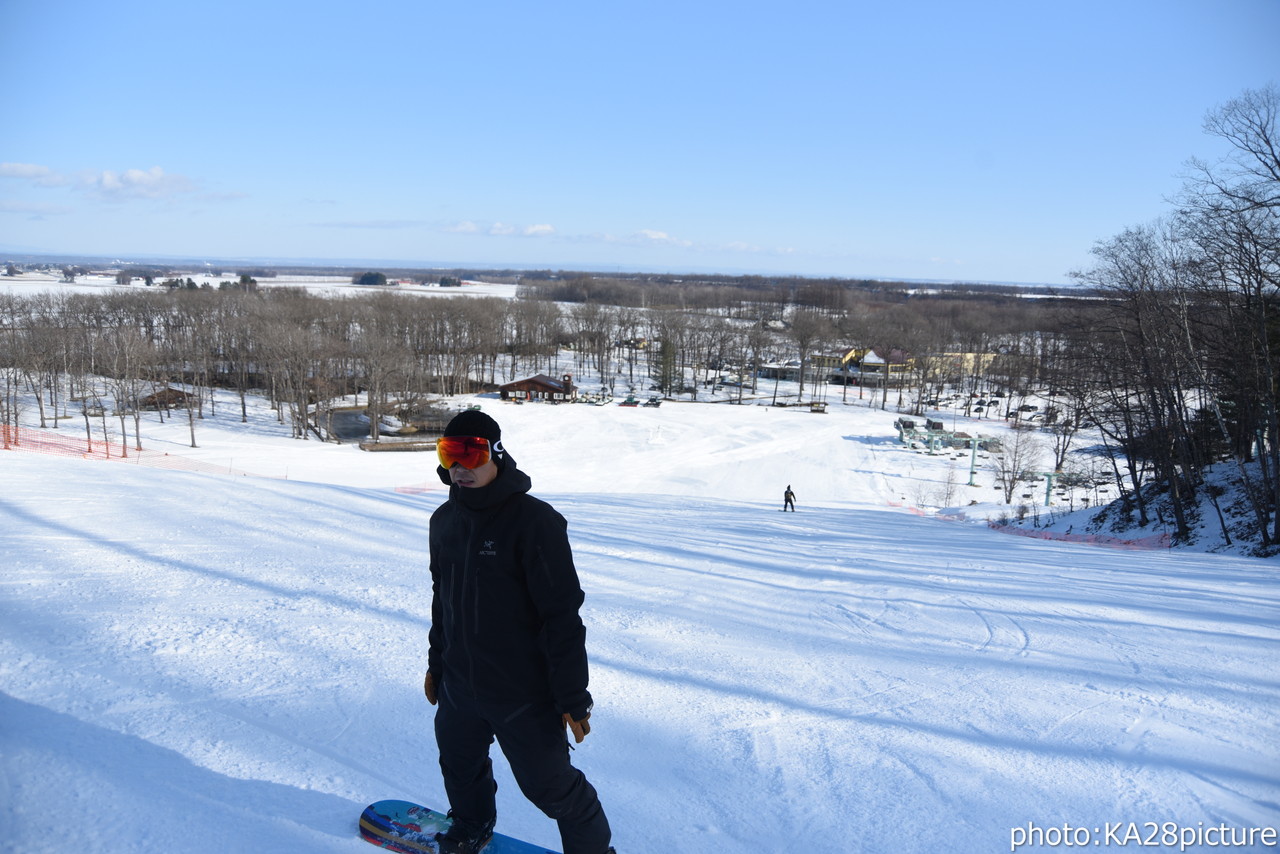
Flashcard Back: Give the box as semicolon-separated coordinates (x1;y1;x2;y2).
783;485;796;512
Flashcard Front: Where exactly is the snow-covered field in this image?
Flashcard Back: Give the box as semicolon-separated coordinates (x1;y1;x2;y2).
1;385;1277;854
0;270;518;300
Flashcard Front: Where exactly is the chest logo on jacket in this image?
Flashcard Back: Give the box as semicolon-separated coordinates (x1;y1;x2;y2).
479;539;497;556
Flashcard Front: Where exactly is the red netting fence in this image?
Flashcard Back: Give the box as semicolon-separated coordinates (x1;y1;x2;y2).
0;424;269;477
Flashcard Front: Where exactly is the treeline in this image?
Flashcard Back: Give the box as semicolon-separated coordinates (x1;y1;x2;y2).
0;289;547;445
0;282;1069;440
1062;85;1279;548
516;271;1052;313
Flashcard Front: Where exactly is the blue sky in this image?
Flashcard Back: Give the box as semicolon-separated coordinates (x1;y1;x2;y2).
2;0;1276;284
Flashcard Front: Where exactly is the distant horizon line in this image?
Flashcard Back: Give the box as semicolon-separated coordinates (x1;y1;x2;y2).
0;247;1077;291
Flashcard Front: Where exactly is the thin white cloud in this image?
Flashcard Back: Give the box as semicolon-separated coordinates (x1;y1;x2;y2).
4;162;208;202
0;200;73;216
81;166;194;201
440;220;557;238
439;219;790;259
0;162;68;188
201;190;250;202
636;229;693;248
312;219;424;230
540;226;802;260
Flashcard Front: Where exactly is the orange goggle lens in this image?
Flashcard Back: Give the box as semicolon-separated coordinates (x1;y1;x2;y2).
437;436;492;470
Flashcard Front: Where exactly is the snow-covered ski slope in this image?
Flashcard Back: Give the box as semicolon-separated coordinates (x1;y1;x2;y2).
1;392;1277;853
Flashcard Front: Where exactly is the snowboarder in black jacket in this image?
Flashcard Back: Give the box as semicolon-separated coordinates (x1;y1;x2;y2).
424;410;612;854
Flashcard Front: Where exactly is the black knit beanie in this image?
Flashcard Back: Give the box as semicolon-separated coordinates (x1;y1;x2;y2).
444;409;501;444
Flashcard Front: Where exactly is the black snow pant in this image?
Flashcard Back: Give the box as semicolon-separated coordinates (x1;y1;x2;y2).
435;680;611;854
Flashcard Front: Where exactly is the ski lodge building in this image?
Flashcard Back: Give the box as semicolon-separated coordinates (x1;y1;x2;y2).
499;373;577;402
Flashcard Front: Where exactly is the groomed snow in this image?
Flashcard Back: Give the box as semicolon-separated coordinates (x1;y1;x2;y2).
1;389;1277;853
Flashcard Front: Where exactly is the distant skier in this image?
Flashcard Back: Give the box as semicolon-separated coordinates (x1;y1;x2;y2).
783;485;796;512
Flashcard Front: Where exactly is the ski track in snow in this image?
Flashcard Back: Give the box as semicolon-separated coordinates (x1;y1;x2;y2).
1;390;1278;853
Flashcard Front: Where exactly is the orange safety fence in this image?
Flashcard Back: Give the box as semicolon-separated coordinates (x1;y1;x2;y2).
3;425;443;491
1;424;270;477
1;423;128;459
890;501;1173;551
986;522;1172;550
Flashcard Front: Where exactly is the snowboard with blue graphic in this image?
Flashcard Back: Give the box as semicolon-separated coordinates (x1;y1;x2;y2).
359;799;558;854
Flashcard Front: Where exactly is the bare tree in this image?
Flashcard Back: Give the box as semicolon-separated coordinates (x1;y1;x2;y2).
1176;83;1280;543
350;296;410;443
787;308;830;403
104;326;155;453
992;425;1046;505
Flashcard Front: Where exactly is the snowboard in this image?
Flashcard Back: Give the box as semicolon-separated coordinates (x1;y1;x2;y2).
359;799;559;854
